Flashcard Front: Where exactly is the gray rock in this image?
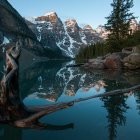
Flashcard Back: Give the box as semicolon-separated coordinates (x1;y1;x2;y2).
84;58;105;70
123;53;140;69
122;47;133;54
132;46;140;53
89;62;105;69
104;53;122;69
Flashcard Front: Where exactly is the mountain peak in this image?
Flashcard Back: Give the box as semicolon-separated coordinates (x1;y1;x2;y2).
65;19;78;27
36;12;59;23
83;25;93;30
44;12;57;17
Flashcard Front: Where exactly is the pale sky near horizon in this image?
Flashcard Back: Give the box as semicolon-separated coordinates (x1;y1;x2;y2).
8;0;140;29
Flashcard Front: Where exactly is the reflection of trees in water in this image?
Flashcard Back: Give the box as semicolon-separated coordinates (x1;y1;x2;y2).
123;71;140;86
134;90;140;115
101;95;129;140
19;60;64;99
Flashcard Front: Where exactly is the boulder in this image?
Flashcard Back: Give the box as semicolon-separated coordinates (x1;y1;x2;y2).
88;56;103;63
84;57;105;69
104;53;122;69
123;53;140;69
89;61;105;69
88;58;96;63
83;46;140;70
132;46;140;54
123;63;140;70
122;47;133;54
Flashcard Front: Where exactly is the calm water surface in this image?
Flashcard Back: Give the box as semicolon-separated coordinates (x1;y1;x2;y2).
0;60;140;140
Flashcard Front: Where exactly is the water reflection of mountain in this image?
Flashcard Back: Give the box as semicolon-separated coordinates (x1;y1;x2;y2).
20;60;100;101
19;60;65;99
1;58;140;140
20;60;140;103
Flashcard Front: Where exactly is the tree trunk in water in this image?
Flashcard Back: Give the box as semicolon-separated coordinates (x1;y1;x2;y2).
0;45;73;128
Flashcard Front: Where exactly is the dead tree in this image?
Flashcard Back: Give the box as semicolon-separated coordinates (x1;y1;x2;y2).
0;45;74;129
0;44;140;129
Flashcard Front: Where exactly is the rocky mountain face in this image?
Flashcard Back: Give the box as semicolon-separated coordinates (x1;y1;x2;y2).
96;25;110;40
26;12;102;58
129;19;139;34
96;19;140;40
0;0;102;59
0;0;47;57
0;0;65;61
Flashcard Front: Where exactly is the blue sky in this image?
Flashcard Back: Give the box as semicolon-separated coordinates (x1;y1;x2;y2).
8;0;140;29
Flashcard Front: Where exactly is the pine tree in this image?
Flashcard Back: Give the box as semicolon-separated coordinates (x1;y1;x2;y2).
105;0;135;51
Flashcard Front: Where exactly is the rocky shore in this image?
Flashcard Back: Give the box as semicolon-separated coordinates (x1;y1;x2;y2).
82;46;140;70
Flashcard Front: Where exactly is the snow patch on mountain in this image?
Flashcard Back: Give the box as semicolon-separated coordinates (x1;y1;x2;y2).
56;41;71;57
45;22;53;30
56;21;79;58
63;22;76;58
37;26;42;42
25;17;45;24
44;12;56;16
79;31;87;44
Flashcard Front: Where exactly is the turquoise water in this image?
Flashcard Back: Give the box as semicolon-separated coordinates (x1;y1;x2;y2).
0;60;140;140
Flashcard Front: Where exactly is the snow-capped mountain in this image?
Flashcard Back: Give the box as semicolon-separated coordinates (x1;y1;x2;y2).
96;19;140;39
96;25;110;40
26;12;103;58
0;0;50;59
129;19;139;34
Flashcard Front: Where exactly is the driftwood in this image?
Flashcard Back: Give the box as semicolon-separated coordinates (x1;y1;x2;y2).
0;44;140;129
0;45;74;129
74;84;140;103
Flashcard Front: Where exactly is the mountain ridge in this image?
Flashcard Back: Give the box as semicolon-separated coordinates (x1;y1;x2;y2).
25;11;103;58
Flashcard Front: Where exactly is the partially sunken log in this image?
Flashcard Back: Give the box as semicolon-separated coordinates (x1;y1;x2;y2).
0;43;140;129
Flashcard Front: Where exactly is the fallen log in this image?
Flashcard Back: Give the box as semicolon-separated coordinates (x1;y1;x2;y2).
28;84;140;113
66;63;84;68
74;84;140;103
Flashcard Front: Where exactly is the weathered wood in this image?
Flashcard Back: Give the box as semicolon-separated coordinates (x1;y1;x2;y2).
14;102;74;128
74;84;140;103
0;44;74;128
27;84;140;114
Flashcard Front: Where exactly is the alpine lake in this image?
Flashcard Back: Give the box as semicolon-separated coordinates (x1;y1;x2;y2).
0;58;140;140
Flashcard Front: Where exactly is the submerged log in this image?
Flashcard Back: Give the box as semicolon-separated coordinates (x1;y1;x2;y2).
0;43;140;128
